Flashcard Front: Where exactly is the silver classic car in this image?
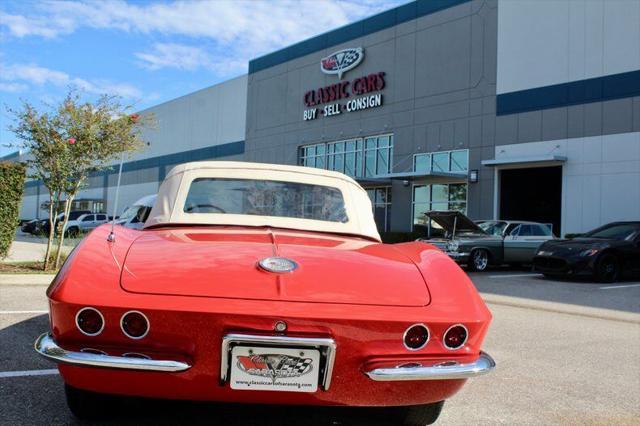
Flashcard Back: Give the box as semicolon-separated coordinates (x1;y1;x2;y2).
419;211;556;271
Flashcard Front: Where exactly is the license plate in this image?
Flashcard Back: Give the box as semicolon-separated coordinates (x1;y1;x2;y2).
229;346;320;393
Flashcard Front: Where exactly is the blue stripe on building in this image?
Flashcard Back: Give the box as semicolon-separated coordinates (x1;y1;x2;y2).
496;69;640;116
248;0;471;74
24;140;244;189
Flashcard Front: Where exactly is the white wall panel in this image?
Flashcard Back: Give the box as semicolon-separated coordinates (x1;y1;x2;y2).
135;74;247;160
498;0;640;94
20;195;39;220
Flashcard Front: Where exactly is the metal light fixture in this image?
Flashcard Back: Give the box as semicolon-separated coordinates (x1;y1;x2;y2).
468;169;479;183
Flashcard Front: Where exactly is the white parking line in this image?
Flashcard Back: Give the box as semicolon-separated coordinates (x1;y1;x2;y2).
488;273;542;279
0;310;48;315
0;369;58;378
599;283;640;290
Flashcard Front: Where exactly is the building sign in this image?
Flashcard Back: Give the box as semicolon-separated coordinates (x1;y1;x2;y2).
320;47;364;79
303;72;386;121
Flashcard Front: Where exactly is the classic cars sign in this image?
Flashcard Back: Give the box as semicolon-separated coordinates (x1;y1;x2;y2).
303;72;386;121
303;46;386;121
320;47;364;79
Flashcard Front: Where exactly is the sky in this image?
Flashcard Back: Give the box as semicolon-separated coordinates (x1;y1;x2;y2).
0;0;405;157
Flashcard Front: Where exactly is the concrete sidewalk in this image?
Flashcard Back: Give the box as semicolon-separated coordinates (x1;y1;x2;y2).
5;231;77;263
5;240;51;263
0;274;55;285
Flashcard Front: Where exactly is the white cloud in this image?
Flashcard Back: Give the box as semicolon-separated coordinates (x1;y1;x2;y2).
136;43;213;71
0;10;74;38
0;82;29;92
0;0;401;75
0;63;142;98
135;42;247;75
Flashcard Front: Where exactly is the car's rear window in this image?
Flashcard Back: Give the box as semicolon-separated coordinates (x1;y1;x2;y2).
183;178;348;223
586;223;639;240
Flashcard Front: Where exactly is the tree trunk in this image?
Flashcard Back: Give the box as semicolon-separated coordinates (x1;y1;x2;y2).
43;192;57;270
54;196;74;269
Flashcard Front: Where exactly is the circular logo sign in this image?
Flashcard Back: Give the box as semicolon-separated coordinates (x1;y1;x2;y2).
320;47;364;79
258;257;298;273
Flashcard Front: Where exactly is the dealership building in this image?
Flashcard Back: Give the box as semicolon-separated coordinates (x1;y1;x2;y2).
12;0;640;236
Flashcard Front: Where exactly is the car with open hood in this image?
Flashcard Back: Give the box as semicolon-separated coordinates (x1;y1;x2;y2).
419;211;555;271
533;221;640;282
35;161;494;426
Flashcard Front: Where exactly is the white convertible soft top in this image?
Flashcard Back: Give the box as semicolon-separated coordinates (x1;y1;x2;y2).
144;161;381;241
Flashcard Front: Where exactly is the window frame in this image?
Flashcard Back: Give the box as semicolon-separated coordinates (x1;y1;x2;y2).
411;182;469;231
413;149;469;174
299;134;394;178
365;186;392;232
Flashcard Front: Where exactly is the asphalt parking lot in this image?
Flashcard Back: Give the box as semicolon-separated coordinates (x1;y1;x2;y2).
470;269;640;313
1;271;639;425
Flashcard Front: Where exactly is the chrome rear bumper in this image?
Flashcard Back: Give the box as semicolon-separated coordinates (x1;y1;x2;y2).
34;333;191;372
365;351;495;381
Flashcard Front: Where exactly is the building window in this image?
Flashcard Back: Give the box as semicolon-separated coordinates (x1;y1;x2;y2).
365;134;393;177
299;134;393;178
414;153;431;173
327;139;362;176
450;150;468;172
412;183;468;230
300;143;325;169
414;149;469;174
366;186;392;232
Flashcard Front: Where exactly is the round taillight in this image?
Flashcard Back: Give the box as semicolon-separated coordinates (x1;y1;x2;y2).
76;307;104;336
121;311;149;339
403;324;429;350
443;324;468;350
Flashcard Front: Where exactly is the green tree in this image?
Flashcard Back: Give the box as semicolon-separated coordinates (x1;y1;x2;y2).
0;162;26;259
9;91;151;270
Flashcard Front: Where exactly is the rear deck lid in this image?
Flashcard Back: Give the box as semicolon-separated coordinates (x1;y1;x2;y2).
120;228;430;307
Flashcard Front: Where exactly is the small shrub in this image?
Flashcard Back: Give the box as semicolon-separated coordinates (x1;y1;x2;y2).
0;162;26;259
46;247;69;269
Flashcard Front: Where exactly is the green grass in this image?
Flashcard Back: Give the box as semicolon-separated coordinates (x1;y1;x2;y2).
0;261;53;274
0;248;69;274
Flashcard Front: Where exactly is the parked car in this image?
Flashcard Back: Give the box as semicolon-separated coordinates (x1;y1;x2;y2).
38;210;92;236
64;213;109;237
419;211;556;271
477;220;554;238
533;221;640;282
115;194;156;229
21;219;40;234
34;161;495;425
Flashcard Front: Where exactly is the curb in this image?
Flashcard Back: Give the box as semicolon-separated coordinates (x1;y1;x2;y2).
0;274;55;285
481;293;640;324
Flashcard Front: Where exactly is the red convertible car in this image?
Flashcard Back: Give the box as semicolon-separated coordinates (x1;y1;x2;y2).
35;161;494;425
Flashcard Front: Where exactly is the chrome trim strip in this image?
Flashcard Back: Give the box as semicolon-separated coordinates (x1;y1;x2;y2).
34;333;190;372
365;351;495;381
221;333;336;390
442;323;469;350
